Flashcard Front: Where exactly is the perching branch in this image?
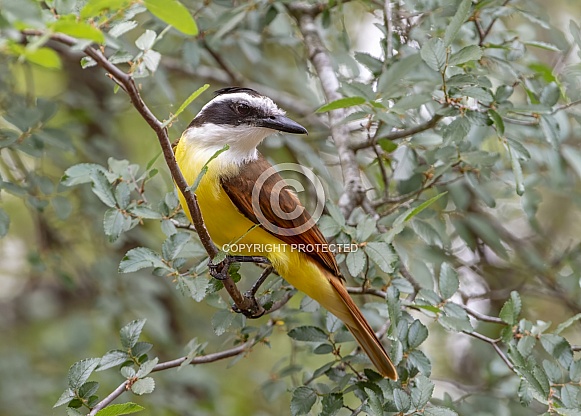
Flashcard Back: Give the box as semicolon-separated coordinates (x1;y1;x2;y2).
20;29;265;324
88;321;273;415
287;4;365;217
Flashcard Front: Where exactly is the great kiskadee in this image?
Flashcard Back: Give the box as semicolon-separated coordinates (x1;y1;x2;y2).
174;87;397;380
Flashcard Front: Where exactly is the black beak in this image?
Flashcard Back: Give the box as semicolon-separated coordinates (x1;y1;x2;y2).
258;114;308;134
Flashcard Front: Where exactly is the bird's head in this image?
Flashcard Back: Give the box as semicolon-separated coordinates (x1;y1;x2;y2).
183;87;307;163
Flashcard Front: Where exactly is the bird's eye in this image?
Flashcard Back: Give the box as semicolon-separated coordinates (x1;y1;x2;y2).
235;103;251;116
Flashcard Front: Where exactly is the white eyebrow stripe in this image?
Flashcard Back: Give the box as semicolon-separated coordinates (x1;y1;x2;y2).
200;92;285;116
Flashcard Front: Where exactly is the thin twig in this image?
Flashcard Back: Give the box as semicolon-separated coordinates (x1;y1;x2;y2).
351;113;443;151
459;304;506;325
463;330;515;372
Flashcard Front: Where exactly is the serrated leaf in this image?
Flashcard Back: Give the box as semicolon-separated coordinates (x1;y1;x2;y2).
131;377;155;395
62;163;106;186
78;381;99;399
540;82;560;106
518;379;533;406
316;96;366;113
211;309;235;336
411;376;434;409
135;30;156;50
439;263;459;299
570;360;581;382
68;358;100;390
540;334;573;368
288;325;328;342
561;384;581;409
144;0;198;35
364;387;384;416
421;38;447;71
119;247;166;273
394;389;411;412
97;350;130;371
54;388;75;408
131;342;153;358
90;170;116;208
444;0;472;45
103;208;132;242
321;393;343;416
346;249;366;277
291;386;317;416
129;206;162;220
136;358;158;378
365;241;397;273
142;50;161;72
120;319;146;349
162;232;191;261
408;319;429;349
95;402;145;416
499;291;521;324
448;45;482;66
109;20;138;38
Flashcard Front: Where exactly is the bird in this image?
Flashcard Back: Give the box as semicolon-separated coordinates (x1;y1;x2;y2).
174;86;397;380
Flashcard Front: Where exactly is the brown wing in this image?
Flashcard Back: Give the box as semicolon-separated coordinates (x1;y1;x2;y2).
221;154;341;276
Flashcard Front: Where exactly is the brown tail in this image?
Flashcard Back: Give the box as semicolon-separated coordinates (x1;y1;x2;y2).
327;275;398;380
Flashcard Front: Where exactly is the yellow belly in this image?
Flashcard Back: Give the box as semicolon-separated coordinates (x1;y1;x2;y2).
174;141;338;305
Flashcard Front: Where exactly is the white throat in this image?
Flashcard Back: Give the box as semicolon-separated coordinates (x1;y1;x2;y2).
182;123;274;166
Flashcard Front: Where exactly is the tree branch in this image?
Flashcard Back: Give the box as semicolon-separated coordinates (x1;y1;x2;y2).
20;29;262;321
288;4;365;217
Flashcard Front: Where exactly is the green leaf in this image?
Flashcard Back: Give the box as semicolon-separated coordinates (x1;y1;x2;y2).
54;388;75;408
518;379;533;406
119;247;166;273
405;192;447;221
420;38;447;71
97;350;130;371
189;145;230;192
507;143;525;196
540;82;560;106
555;313;581;335
103;208;132;242
24;47;62;69
211;309;235;336
144;0;198;35
90;170;116;208
425;407;458;416
365;387;384;416
164;84;210;127
162;232;191;261
540;334;573;368
68;358;100;390
394;389;411;413
346;249;366;277
499;291;521;325
364;241;397;273
131;342;153;358
120;319;147;349
291;386;317;416
489;109;504;135
131;377;155;395
408;319;429;349
448;45;482;66
288;325;328;342
444;0;472;45
0;207;9;237
62;163;107;186
135;30;156;51
321;393;343;416
570;360;581;383
411;376;434;409
81;0;131;18
136;358;158;378
51;20;105;43
524;40;562;52
315;96;366;113
78;381;99;399
95;402;145;416
378;138;398;153
438;263;459;299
